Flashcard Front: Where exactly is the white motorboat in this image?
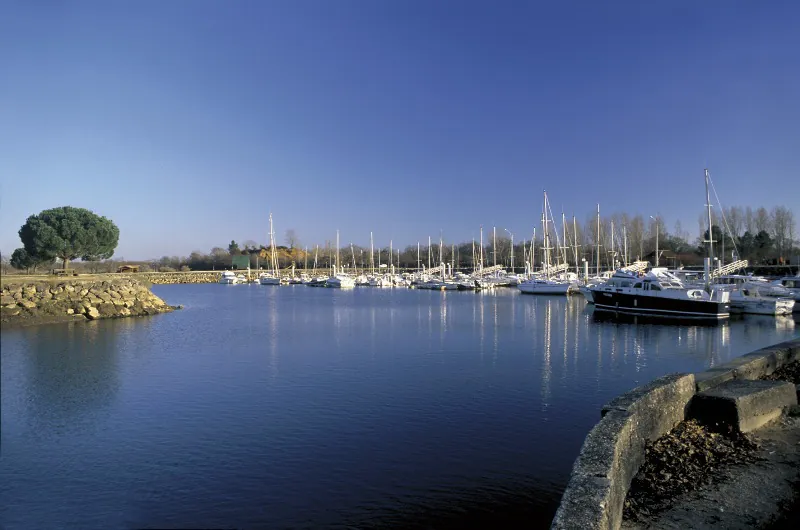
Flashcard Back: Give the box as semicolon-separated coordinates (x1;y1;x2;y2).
770;275;800;306
518;278;572;295
219;271;238;284
727;284;794;315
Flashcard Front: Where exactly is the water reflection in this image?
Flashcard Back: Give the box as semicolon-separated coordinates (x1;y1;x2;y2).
16;319;127;437
2;285;797;530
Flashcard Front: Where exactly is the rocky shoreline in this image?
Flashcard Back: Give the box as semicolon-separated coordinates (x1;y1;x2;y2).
0;278;179;328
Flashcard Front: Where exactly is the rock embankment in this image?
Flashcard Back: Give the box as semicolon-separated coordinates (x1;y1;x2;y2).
138;271;222;284
1;278;177;328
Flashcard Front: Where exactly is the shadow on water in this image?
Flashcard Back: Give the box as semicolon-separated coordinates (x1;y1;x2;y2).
342;482;561;529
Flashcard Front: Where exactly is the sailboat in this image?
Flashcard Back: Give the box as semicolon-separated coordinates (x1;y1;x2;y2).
518;191;571;295
326;230;356;288
259;213;281;285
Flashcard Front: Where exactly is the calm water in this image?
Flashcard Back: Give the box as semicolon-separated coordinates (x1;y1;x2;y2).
2;285;798;529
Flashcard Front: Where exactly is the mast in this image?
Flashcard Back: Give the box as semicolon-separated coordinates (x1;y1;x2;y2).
335;230;340;275
572;215;579;276
417;241;420;271
428;236;432;270
351;243;356;270
705;168;715;287
493;226;497;267
439;234;444;280
269;212;277;276
595;204;600;276
562;212;568;266
610;220;615;270
390;239;393;274
532;228;536;275
479;226;484;274
472;239;476;273
304;246;308;271
543;191;550;279
623;226;628;267
510;233;514;272
370;232;375;274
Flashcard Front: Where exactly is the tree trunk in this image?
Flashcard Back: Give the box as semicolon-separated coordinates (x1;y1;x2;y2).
63;258;70;270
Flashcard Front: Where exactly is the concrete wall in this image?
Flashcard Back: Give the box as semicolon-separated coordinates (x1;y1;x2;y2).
1;278;176;326
551;337;800;530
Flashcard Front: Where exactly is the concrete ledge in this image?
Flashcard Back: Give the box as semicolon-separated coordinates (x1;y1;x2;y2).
551;374;695;530
552;338;800;529
602;373;695;442
689;379;798;433
694;338;800;392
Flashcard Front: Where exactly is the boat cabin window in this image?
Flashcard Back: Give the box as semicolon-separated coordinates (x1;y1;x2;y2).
633;282;642;289
784;280;797;288
650;284;662;291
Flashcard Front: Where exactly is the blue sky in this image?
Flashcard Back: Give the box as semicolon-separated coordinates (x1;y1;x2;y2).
1;1;798;259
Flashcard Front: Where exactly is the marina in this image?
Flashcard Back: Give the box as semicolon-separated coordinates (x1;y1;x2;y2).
2;3;799;528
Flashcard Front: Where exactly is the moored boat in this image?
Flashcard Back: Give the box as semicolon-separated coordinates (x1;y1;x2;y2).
589;268;730;319
219;270;238;284
727;284;795;315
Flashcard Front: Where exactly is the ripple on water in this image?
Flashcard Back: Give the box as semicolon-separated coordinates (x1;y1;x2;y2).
1;285;797;529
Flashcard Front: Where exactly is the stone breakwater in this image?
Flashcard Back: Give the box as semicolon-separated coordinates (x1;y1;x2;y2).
0;278;177;327
138;271;222;284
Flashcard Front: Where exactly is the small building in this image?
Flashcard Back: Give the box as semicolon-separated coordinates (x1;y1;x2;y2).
230;255;251;270
117;265;139;273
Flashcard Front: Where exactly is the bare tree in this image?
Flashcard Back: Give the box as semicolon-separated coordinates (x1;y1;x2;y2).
772;206;795;258
285;229;300;250
628;215;645;261
0;252;9;274
725;206;744;241
673;219;689;243
755;207;772;234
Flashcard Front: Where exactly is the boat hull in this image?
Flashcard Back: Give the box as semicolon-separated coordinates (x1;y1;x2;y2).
326;277;356;288
731;298;795;316
518;282;571;295
591;290;730;319
579;286;595;303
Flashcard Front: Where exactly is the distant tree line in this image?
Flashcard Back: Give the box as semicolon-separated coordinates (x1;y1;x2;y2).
5;207;796;275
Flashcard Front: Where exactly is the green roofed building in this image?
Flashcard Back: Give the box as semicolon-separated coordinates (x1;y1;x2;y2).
231;255;250;270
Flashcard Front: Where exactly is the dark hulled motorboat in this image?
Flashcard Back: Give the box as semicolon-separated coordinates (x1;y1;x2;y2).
589;268;730;319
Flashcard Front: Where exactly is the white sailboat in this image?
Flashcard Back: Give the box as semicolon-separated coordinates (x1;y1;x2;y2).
326;230;355;288
259;213;281;285
518;191;571;295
